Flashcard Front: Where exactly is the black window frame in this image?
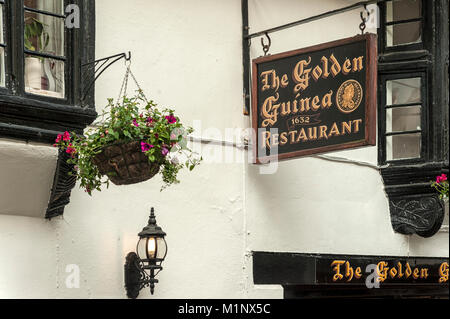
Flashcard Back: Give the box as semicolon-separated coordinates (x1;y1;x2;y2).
378;0;429;53
0;0;96;144
379;70;428;165
378;0;449;238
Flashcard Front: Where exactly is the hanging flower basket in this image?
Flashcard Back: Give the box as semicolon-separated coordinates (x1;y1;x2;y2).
53;66;201;195
92;140;160;185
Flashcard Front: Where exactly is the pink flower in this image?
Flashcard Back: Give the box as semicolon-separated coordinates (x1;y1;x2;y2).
146;117;154;127
55;134;62;143
141;142;154;152
161;147;169;156
132;119;139;127
436;174;448;184
165;115;177;124
63;131;71;141
66;143;77;157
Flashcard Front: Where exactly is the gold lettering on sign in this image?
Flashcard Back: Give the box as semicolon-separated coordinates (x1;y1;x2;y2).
281;101;291;116
397;262;404;278
405;262;412;278
292;57;312;94
256;46;371;155
355;267;362;279
329;54;341;77
279;132;288;145
261;93;280;127
439;262;449;283
331;260;345;281
329;260;447;283
353;56;364;72
342;59;352;75
377;262;389;282
260;91;334;127
345;261;354;281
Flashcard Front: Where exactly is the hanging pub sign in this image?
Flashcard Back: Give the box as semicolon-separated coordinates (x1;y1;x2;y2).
251;34;377;163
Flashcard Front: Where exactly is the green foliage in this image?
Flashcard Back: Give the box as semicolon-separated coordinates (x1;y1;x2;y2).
431;174;449;200
24;17;50;52
54;90;202;195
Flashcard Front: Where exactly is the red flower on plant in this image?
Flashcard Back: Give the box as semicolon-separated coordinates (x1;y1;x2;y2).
63;131;71;141
146;117;154;127
436;174;448;184
66;143;77;157
132;119;139;127
141;142;154;152
165;115;177;124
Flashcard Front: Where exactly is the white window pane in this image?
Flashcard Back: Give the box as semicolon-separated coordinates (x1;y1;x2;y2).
386;133;421;160
25;55;65;99
24;0;64;15
386;106;421;132
0;4;4;44
386;0;422;23
386;78;421;105
0;47;5;87
386;22;422;47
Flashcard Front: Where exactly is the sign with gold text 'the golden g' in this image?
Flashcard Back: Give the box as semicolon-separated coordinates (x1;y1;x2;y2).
251;34;377;163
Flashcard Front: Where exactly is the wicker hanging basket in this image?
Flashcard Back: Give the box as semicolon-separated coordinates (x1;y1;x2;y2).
92;140;160;185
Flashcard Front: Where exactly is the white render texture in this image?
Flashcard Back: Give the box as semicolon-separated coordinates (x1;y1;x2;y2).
0;0;448;299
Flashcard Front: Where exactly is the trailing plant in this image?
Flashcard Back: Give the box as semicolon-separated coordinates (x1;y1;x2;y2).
431;174;449;200
54;90;202;195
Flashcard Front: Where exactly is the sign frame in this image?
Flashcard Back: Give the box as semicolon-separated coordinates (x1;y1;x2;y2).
251;34;377;164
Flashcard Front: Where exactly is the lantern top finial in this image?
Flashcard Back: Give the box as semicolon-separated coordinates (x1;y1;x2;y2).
138;207;166;238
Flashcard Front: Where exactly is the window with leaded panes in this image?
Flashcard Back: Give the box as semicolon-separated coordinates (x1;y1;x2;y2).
378;0;449;237
0;0;96;144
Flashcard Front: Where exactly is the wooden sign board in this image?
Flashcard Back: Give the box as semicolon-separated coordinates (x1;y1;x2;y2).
251;34;377;163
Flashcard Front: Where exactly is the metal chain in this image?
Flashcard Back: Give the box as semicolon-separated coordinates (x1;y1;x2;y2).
115;64;150;107
261;32;271;56
116;65;131;107
359;5;370;35
129;69;150;105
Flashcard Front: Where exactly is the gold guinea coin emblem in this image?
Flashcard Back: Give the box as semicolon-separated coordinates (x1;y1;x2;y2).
336;79;363;113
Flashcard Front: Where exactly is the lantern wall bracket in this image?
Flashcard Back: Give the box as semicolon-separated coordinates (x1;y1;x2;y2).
124;208;167;299
124;252;162;299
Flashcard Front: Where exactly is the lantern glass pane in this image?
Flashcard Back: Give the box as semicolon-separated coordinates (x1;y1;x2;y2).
156;237;167;260
137;238;147;260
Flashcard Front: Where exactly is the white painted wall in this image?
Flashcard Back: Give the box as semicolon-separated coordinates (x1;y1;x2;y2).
0;0;447;299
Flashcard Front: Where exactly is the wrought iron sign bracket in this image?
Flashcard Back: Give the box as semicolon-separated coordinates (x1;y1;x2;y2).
241;0;382;115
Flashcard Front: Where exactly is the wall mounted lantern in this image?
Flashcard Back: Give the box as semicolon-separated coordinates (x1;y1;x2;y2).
124;207;167;299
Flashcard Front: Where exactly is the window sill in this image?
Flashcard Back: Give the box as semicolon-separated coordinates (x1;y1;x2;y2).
381;162;449;238
0;94;97;144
